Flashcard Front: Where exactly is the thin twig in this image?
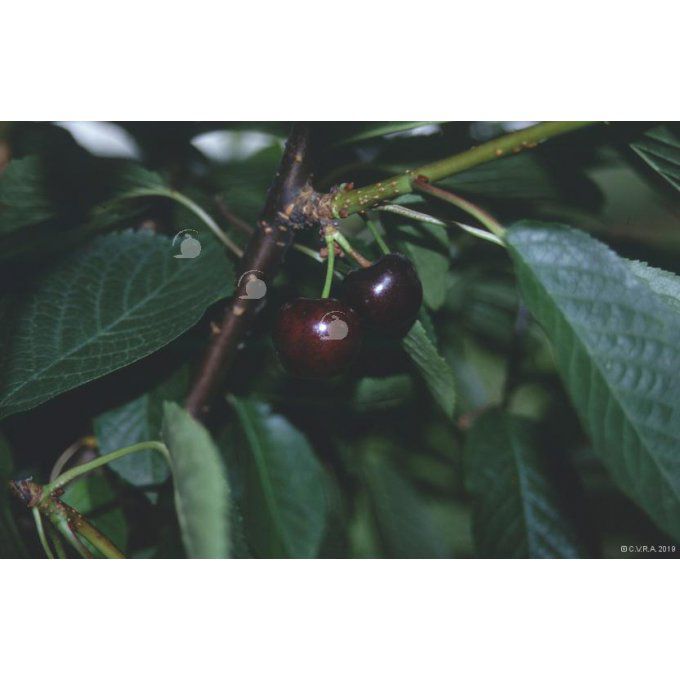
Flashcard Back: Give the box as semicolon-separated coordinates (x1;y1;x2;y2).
413;178;505;239
214;196;254;236
332;122;597;216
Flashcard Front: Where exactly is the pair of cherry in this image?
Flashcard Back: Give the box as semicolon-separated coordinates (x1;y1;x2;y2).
274;253;423;378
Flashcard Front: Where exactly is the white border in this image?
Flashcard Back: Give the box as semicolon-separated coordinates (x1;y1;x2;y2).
2;560;677;679
3;2;676;119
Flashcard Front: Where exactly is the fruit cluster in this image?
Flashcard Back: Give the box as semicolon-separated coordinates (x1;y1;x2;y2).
274;254;423;378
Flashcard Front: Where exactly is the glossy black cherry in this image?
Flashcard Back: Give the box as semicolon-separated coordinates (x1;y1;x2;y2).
341;253;422;336
273;298;363;378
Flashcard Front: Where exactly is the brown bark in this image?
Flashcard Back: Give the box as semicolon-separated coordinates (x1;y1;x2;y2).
185;124;321;418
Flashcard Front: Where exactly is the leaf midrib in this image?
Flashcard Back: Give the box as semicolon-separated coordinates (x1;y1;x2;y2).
1;249;187;408
231;399;287;557
515;251;680;510
504;416;535;556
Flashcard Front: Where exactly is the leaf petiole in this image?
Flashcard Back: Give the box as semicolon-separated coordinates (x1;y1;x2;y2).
43;441;170;497
321;231;336;299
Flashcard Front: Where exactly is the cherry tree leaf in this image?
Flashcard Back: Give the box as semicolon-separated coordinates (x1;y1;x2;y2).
507;222;680;540
0;231;233;419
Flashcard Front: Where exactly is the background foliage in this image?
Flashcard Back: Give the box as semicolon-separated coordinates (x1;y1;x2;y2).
1;121;678;558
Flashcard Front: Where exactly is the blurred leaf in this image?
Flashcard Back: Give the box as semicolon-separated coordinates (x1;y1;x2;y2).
93;367;188;488
395;222;449;309
0;156;55;235
353;375;414;411
332;122;431;146
361;450;448;558
402;321;456;418
507;222;680;541
213;144;282;223
229;397;327;558
0;433;28;557
631;124;680;192
162;402;231;558
441;153;565;201
465;410;586;558
62;474;129;553
0;231;233;420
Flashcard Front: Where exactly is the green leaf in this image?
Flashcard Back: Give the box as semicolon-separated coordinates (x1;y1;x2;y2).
631;124;680;192
352;375;414;411
0;156;56;235
627;260;680;314
332;122;432;146
442;153;563;200
507;222;680;540
361;450;447;558
0;231;233;420
93;367;188;488
465;410;586;558
402;321;456;418
229;397;327;558
162;402;231;558
396;223;449;310
0;433;28;557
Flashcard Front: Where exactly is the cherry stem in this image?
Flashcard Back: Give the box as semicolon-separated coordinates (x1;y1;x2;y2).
43;441;170;497
32;508;55;559
413;178;505;239
321;232;336;298
331;230;373;268
365;215;391;255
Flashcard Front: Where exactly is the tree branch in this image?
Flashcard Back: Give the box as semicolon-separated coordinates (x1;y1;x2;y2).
331;121;597;216
185;124;320;418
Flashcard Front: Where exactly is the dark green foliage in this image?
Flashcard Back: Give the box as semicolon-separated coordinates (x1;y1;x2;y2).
507;223;680;541
2;121;678;559
465;410;586;558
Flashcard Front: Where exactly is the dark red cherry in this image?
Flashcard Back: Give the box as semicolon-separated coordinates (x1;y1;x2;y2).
341;253;423;336
273;298;363;378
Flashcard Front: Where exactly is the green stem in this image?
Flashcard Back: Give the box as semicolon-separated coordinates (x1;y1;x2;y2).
321;232;335;298
133;188;244;258
292;243;323;262
43;441;169;497
332;230;373;268
46;523;68;559
332;122;597;216
32;507;55;559
365;216;390;255
414;180;505;239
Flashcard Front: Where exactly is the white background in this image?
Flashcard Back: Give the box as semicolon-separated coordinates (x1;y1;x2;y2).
2;2;677;677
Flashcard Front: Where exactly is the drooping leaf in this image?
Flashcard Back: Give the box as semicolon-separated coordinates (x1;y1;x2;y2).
402;321;456;418
162;402;231;558
631;124;680;192
361;449;448;558
507;222;680;540
0;231;233;420
229;397;327;558
93;367;188;488
465;409;586;558
0;156;56;236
